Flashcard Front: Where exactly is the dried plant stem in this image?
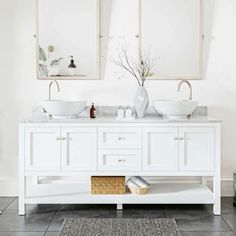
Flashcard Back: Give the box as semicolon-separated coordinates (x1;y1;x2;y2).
113;60;141;86
112;48;156;87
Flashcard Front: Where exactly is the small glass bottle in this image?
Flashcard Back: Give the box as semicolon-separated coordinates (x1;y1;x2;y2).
90;103;96;119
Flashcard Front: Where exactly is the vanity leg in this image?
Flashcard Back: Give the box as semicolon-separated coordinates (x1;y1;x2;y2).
32;176;38;185
213;175;221;215
117;204;123;210
201;177;208;185
19;176;26;216
213;124;221;215
19;125;26;216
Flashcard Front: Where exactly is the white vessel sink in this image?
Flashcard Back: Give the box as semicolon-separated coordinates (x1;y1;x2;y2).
153;100;198;119
42;100;86;118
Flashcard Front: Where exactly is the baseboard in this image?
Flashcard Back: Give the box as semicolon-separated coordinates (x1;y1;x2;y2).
0;177;234;197
0;179;18;196
217;177;234;197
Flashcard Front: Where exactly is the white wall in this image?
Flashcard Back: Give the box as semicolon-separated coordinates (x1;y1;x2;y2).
0;0;236;196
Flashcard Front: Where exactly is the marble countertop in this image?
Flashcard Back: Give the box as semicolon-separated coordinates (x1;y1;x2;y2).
21;115;221;124
20;106;221;124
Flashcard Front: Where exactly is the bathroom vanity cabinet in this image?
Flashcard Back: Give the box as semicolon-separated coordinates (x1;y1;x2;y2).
19;118;221;215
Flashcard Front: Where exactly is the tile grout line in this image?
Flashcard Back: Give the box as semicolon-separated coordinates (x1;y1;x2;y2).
4;198;18;212
162;207;235;234
0;230;45;232
221;214;236;235
179;231;236;235
1;197;17;215
44;205;60;235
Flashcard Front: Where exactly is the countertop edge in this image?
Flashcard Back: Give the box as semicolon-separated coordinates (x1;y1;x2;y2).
19;116;222;124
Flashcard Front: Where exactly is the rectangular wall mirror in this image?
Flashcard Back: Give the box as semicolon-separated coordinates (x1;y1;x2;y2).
37;0;100;80
140;0;203;80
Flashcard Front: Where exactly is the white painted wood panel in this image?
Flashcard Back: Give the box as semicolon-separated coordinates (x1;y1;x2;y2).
19;122;221;215
98;149;142;171
25;127;61;171
179;127;215;171
98;128;141;149
143;128;179;171
26;183;214;204
61;128;97;171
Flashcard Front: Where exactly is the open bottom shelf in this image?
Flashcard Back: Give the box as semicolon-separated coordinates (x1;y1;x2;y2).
25;183;214;205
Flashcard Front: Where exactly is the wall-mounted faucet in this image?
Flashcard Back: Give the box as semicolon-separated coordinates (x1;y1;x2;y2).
49;80;60;100
177;80;192;100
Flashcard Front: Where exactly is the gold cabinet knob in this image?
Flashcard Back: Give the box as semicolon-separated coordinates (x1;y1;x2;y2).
118;137;126;140
118;159;126;163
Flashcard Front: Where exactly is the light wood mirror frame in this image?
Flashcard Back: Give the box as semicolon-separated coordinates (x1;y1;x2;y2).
139;0;204;80
36;0;100;80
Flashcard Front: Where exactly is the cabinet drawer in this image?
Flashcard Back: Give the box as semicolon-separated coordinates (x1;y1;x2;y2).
98;128;141;149
98;150;142;172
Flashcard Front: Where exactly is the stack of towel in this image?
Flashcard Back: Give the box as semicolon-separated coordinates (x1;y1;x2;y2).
126;176;150;188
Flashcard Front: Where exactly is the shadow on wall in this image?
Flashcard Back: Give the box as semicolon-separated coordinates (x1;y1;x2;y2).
100;0;112;80
202;0;216;80
209;105;236;177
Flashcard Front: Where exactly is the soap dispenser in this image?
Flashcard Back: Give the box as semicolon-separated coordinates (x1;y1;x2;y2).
68;56;77;76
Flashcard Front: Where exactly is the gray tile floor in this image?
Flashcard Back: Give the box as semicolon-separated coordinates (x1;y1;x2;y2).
0;197;235;235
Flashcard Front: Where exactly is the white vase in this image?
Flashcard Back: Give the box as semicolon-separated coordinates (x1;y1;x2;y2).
134;86;149;118
48;66;61;76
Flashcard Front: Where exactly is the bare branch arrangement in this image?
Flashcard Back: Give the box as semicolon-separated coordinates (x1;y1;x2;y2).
111;48;157;87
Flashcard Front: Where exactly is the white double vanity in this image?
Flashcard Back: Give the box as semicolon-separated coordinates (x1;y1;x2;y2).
19;0;221;218
18;109;221;216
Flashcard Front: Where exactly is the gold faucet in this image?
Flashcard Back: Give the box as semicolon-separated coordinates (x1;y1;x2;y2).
49;80;60;100
177;80;192;100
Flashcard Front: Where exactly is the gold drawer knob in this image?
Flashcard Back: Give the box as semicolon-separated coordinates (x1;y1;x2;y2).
118;159;126;163
118;137;126;140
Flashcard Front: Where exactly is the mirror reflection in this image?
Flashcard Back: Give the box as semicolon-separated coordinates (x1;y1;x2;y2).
37;0;99;80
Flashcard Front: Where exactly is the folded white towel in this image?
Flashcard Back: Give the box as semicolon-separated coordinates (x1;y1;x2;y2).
134;176;150;187
127;176;150;188
130;177;149;188
126;179;140;188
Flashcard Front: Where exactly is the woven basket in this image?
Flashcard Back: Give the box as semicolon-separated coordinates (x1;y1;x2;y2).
91;176;125;194
128;186;150;195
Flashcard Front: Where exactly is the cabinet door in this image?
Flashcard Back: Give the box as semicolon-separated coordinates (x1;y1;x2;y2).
61;128;97;171
143;128;179;171
179;127;215;171
25;127;61;171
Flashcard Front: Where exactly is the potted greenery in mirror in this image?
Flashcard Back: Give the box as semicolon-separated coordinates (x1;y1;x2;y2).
112;49;156;118
39;45;63;77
